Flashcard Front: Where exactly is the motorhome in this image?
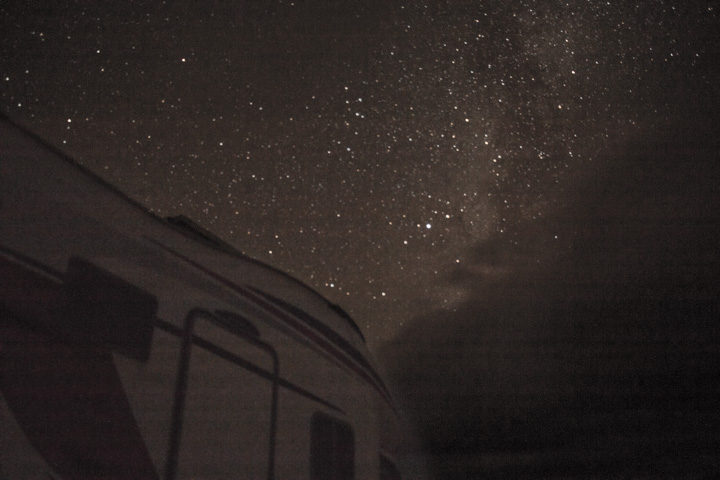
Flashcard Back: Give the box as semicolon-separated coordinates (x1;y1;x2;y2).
0;116;425;480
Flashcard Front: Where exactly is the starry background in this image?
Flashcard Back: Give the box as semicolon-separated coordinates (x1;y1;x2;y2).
2;1;720;478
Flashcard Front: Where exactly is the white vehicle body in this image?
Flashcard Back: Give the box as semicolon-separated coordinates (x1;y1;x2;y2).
0;116;424;480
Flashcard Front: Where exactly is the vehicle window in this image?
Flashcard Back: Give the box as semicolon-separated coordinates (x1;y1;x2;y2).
0;323;157;479
310;412;354;480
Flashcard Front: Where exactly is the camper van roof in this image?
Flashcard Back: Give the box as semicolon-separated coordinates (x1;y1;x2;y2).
0;113;366;343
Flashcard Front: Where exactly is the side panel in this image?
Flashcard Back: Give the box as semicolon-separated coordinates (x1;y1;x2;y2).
1;118;417;480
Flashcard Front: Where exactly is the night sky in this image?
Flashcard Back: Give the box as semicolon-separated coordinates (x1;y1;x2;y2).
3;1;720;478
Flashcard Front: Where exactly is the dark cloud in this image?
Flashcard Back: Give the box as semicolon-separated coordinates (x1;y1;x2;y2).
380;114;720;478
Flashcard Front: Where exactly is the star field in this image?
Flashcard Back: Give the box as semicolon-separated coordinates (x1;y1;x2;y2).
2;0;717;346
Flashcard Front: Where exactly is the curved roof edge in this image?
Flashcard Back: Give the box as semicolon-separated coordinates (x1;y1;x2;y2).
164;214;366;342
0;113;366;343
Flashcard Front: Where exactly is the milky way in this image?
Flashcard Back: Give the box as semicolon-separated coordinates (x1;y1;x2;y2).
2;1;717;346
